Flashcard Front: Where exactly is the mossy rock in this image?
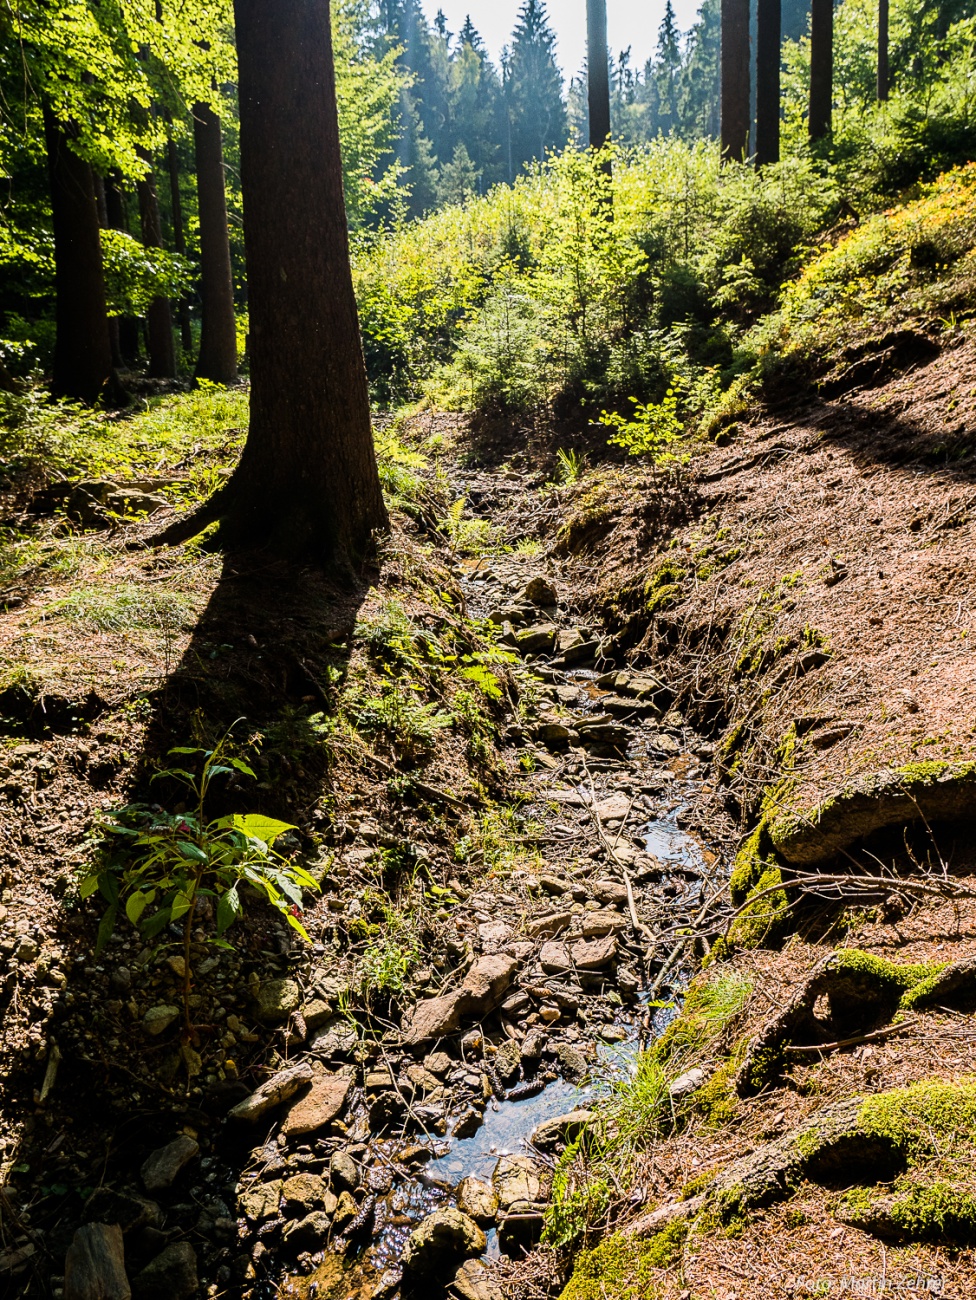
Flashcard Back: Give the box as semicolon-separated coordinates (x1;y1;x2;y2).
837;1180;976;1242
559;1224;686;1300
768;761;976;866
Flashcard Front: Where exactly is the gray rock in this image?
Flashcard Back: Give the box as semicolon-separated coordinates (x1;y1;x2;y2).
592;879;629;907
531;1109;592;1152
492;1155;548;1211
329;1150;360;1191
403;1208;486;1278
403;954;518;1045
520;1030;545;1064
281;1211;330;1250
555;1041;588;1081
539;941;571;974
254;977;300;1023
452;1258;504;1300
141;1135;199;1193
64;1223;130;1300
452;1108;482;1139
228;1061;313;1122
309;1015;358;1061
526;911;572;938
514;625;558;656
521;576;557;607
570;934;618;969
669;1067;706;1098
493;1039;521;1084
142;1005;179;1036
533;721;571;746
238;1179;282;1221
281;1173;333;1216
581;910;628;938
131;1242;197;1300
456;1176;499;1224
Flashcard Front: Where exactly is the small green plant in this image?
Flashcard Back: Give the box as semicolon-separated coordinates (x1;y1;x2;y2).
81;726;319;1029
555;446;586;484
352;685;453;756
599;389;687;462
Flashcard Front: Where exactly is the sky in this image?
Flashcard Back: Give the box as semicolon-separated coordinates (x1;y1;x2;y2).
422;0;705;82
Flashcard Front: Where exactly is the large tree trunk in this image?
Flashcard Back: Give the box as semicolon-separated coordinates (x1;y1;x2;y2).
180;0;387;564
166;131;194;353
43;106;114;404
586;0;611;169
104;174;142;365
755;0;781;165
877;0;890;101
809;0;834;141
721;0;751;160
193;102;238;385
136;153;177;379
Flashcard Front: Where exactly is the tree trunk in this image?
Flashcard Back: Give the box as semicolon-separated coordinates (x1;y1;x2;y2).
166;131;194;353
104;174;142;365
137;153;177;379
94;174;124;369
193;102;238;385
196;0;387;565
721;0;751;160
877;0;889;101
586;0;611;170
755;0;781;165
809;0;833;141
42;106;114;404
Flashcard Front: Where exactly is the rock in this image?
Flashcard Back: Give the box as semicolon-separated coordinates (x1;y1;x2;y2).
539;1004;560;1024
238;1180;282;1221
254;977;300;1023
581;910;628;938
452;1108;482;1139
538;874;570;895
309;1015;359;1060
669;1068;705;1098
556;633;597;667
648;732;681;757
424;1051;453;1077
64;1223;130;1300
520;1029;545;1064
228;1061;313;1122
329;1151;360;1191
105;489;168;517
570;934;618;970
131;1242;198;1300
282;1063;351;1137
555;1042;588;1081
492;1156;548;1211
456;1176;499;1224
302;998;333;1029
533;722;571;746
281;1211;330;1250
332;1190;359;1232
494;1039;521;1084
403;955;518;1045
514;624;558;656
140;1135;199;1193
478;920;512;948
577;719;630;747
602;695;658;718
593;879;629;907
142;1005;179;1036
592;793;632;822
369;1090;406;1131
281;1173;332;1215
452;1258;504;1300
405;1063;442;1093
83;1191;160;1234
521;576;557;607
371;1267;403;1299
531;1109;592;1152
402;1208;486;1279
526;911;572;938
539;941;571;974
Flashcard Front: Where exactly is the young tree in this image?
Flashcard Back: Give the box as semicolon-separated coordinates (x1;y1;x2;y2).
43;108;114;403
507;0;567;173
164;0;387;564
193;102;238;385
721;0;751;158
809;0;834;139
586;0;611;158
755;0;782;163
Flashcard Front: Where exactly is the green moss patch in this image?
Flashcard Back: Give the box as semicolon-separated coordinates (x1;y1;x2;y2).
560;1224;686;1300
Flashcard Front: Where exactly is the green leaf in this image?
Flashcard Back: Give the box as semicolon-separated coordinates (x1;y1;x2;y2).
79;874;101;899
125;890;154;925
225;813;297;845
283;909;311;942
170;891;193;920
177;841;208;863
216;887;242;936
95;906;118;955
229;758;256;778
168;747;205;755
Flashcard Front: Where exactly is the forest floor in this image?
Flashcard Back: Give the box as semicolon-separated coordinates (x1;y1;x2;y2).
0;325;976;1300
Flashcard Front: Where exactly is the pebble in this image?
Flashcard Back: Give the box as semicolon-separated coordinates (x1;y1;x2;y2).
141;1135;199;1193
142;1005;180;1036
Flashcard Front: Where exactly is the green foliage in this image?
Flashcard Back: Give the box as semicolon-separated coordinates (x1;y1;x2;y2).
100;230;193;318
45;583;191;633
560;1224;686;1300
600;389;687;462
352;686;453;756
554;448;586;485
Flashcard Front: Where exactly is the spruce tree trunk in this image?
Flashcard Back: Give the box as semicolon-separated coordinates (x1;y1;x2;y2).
105;174;142;365
755;0;781;165
877;0;890;101
188;0;387;564
166;132;194;353
137;153;177;379
193;102;238;385
809;0;834;140
43;106;114;404
586;0;611;169
721;0;751;160
94;174;124;369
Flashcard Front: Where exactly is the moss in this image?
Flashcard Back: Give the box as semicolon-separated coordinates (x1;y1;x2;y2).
839;1180;976;1242
679;1169;717;1200
653;971;753;1062
693;1056;740;1127
559;1224;686;1300
858;1078;976;1163
644;559;688;615
828;948;946;1008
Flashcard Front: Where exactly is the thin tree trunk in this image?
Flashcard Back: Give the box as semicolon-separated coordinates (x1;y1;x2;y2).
43;106;114;404
755;0;781;165
170;0;386;564
193;102;238;385
94;174;124;369
166;131;194;353
104;173;142;365
721;0;751;160
809;0;834;141
586;0;612;172
877;0;890;101
137;152;177;379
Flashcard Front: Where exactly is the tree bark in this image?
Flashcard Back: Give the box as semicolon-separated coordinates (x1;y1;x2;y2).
178;0;387;565
586;0;611;171
94;174;124;369
755;0;781;165
136;152;177;379
104;174;142;365
877;0;889;101
42;106;114;404
166;131;194;353
809;0;834;141
193;102;238;385
721;0;751;160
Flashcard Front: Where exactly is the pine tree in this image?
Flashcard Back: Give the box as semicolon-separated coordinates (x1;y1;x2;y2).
809;0;833;140
721;0;751;158
755;0;782;164
680;0;721;140
507;0;567;175
655;0;683;133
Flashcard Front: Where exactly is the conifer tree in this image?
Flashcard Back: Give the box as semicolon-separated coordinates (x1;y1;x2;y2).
507;0;567;174
755;0;782;163
655;0;683;133
721;0;751;158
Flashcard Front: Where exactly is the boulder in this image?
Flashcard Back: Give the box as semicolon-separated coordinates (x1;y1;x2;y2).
140;1136;199;1193
403;955;517;1045
131;1242;198;1300
281;1064;351;1137
514;625;558;656
521;576;557;607
492;1156;548;1211
64;1223;130;1300
402;1208;486;1279
456;1176;499;1224
254;977;300;1023
228;1061;313;1122
531;1109;592;1152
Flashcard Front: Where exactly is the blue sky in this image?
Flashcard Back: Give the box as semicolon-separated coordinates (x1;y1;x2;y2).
422;0;704;81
